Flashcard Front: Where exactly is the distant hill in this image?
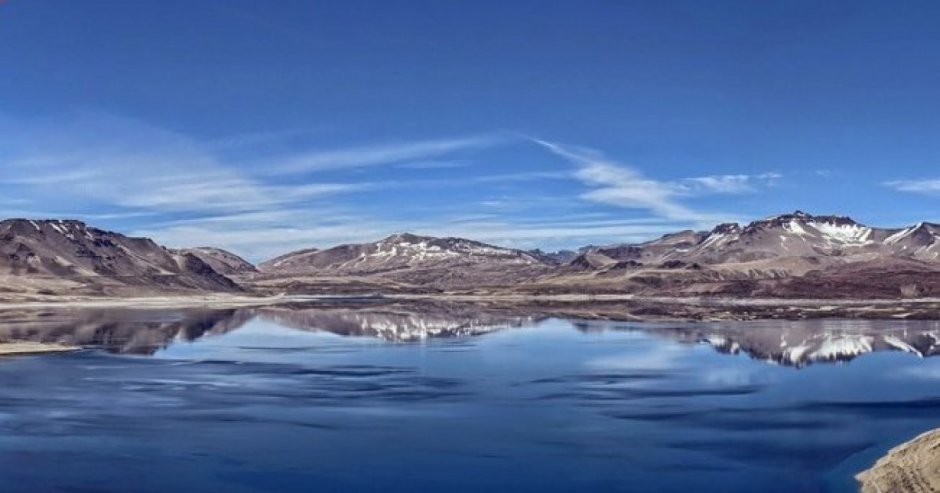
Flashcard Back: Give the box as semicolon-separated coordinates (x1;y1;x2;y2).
253;232;553;291
176;247;258;276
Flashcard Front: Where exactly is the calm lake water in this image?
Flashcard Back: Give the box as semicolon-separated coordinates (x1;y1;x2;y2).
1;301;939;492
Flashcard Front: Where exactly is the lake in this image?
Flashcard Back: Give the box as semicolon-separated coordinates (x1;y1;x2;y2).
1;300;939;492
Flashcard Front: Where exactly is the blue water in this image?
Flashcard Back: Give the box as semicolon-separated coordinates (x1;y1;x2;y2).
1;307;939;492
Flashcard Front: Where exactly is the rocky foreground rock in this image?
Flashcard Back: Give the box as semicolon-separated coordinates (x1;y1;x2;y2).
857;428;940;493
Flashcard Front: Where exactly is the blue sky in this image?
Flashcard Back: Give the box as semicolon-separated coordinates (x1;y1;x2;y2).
1;0;939;261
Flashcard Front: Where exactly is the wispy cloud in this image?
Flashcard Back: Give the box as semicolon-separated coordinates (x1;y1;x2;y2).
680;173;781;194
575;161;704;220
268;135;503;174
534;139;777;223
394;160;471;170
2;169;104;186
0;113;371;215
0;112;782;260
362;170;569;192
1;112;570;259
1;112;588;259
206;126;324;150
533;140;708;222
885;178;940;194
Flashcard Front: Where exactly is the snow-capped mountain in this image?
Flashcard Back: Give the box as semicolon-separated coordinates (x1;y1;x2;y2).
3;212;939;299
257;233;552;287
579;211;940;268
884;221;940;260
0;219;240;295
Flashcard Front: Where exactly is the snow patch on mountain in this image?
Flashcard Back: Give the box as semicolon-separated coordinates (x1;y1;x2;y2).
810;221;873;245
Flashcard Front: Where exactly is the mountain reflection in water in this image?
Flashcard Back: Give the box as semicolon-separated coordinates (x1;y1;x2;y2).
579;318;940;367
0;308;252;354
0;301;938;367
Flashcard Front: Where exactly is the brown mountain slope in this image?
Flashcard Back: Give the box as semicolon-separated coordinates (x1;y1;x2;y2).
4;212;939;299
0;219;240;296
522;212;939;298
177;247;258;276
580;211;940;269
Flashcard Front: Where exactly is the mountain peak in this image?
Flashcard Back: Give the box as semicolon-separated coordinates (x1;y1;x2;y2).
2;218;90;230
3;218;88;224
0;218;108;241
910;221;940;231
382;232;428;244
710;222;742;235
751;211;860;231
767;210;852;222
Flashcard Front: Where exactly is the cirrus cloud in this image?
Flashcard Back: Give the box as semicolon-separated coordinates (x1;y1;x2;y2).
533;139;779;223
885;178;940;195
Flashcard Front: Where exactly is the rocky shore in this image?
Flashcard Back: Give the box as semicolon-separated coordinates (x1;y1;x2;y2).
857;429;940;493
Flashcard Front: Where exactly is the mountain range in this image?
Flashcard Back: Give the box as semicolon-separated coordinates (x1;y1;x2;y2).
534;211;940;298
1;211;938;299
576;211;940;268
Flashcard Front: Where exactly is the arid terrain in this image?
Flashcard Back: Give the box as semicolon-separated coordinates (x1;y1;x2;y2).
241;211;940;301
0;219;240;298
0;213;939;322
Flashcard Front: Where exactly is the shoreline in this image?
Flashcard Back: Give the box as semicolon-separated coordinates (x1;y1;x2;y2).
1;292;939;307
0;341;80;356
0;293;936;321
3;292;940;306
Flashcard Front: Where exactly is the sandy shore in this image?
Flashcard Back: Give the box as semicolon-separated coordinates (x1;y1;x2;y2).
0;342;79;356
857;428;940;493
